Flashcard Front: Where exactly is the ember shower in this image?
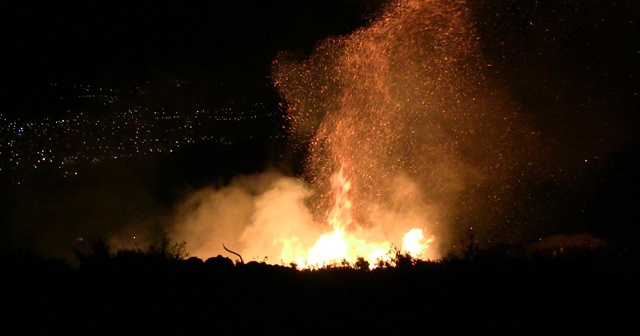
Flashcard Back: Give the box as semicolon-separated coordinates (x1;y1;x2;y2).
169;0;542;264
3;0;632;264
272;0;536;251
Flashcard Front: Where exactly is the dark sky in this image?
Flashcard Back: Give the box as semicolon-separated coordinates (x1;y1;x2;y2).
0;1;385;101
1;1;636;114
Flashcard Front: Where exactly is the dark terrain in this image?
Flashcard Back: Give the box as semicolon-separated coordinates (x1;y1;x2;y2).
1;241;638;335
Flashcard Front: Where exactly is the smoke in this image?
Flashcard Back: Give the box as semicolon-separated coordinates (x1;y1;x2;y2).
116;0;640;261
267;0;638;250
1;0;633;264
270;0;532;252
170;0;537;260
364;173;443;260
169;170;321;263
168;168;445;263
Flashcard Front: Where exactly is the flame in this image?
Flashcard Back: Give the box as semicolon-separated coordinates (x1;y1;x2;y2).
284;167;434;269
403;228;432;258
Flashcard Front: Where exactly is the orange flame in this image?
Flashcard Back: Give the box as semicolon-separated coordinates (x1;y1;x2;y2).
284;168;434;269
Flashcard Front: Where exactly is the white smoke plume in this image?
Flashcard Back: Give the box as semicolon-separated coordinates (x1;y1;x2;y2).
168;168;443;263
169;170;321;263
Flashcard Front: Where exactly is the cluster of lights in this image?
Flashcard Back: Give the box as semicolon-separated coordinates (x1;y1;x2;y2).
0;99;280;184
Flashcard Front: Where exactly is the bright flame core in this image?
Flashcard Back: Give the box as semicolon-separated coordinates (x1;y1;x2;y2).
283;168;434;269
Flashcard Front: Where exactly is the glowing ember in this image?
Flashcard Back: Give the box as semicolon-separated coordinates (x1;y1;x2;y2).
267;0;534;265
176;0;531;266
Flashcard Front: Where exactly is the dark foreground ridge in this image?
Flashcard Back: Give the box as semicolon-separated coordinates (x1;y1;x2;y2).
1;241;638;335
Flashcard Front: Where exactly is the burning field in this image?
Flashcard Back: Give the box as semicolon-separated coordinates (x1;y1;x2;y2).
165;0;545;267
1;0;638;334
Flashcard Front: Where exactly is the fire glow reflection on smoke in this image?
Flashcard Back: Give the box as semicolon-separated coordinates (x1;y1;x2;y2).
172;0;537;267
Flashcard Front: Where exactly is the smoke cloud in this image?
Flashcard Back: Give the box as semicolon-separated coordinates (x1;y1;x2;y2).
169;170;319;263
7;0;633;263
168;168;444;263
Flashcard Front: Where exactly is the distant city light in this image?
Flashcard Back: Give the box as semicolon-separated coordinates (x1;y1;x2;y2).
0;82;280;184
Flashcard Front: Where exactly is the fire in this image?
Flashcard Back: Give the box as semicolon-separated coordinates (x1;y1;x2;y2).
403;228;433;258
285;168;434;269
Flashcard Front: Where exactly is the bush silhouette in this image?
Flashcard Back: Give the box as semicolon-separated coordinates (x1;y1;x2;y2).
73;235;190;271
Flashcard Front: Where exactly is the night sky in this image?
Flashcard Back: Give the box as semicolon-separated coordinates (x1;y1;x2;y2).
1;1;636;119
0;0;638;257
0;0;386;116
